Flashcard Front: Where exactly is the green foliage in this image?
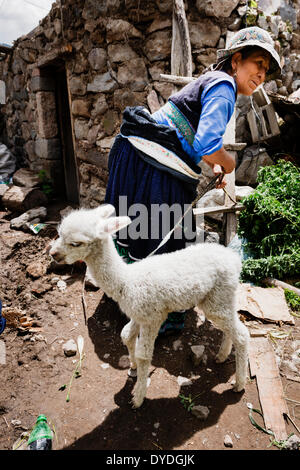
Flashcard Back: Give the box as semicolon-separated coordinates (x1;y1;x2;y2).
249;0;258;7
38;170;54;197
246;1;258;26
238;160;300;282
284;289;300;311
179;392;204;413
179;394;195;412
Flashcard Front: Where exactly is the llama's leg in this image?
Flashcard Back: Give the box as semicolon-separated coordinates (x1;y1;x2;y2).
230;318;250;392
215;330;233;364
208;311;249;392
120;320;140;370
131;322;160;408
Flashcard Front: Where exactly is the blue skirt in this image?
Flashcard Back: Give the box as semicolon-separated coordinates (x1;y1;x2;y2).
105;135;197;261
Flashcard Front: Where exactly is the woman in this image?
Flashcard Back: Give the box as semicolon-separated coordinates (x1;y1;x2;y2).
105;26;281;336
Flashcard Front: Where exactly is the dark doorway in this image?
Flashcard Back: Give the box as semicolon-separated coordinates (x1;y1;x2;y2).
40;62;80;205
54;63;80;205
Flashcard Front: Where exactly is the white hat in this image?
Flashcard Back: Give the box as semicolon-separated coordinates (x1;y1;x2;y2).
217;27;281;75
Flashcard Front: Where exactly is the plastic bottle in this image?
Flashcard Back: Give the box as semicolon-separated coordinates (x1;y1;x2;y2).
27;415;53;450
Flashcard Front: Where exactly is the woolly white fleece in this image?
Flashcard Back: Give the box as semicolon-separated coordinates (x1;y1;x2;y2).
50;204;249;408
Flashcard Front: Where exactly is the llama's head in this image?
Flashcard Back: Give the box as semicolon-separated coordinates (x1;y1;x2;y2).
49;204;131;265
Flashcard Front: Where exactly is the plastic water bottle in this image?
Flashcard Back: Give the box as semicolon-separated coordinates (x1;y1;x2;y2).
27;415;53;450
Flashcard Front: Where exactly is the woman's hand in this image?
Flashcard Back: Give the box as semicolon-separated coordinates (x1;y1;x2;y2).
204;162;226;188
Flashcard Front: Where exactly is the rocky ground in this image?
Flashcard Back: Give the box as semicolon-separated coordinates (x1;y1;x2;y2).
0;200;299;452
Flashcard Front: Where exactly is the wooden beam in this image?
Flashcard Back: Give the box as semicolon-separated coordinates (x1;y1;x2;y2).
193;203;244;217
29;44;74;69
249;336;288;442
171;0;192;93
262;278;300;296
172;0;192;78
160;73;195;86
223;162;237;246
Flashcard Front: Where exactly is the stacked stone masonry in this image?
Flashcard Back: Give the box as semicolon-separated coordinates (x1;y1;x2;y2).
0;0;299;207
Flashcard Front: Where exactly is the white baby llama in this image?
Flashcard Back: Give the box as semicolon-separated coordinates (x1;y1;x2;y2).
49;204;249;408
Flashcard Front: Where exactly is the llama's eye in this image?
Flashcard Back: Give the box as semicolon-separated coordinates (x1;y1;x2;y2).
70;242;82;247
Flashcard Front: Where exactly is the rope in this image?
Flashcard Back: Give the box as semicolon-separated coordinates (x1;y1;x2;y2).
147;173;225;257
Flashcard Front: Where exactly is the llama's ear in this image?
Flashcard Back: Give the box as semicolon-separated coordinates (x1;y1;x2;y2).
96;204;116;219
99;216;131;236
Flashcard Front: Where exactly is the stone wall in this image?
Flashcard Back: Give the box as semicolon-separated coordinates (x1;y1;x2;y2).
0;0;299;207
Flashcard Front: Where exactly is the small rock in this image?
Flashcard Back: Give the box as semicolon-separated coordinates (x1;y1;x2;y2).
101;363;109;369
12;168;40;188
10;207;47;230
224;434;233;448
26;261;47;279
177;376;193;387
63;339;77;357
30;334;47;343
57;280;67;291
154;422;160;429
173;339;182;351
118;355;130;369
190;344;205;366
284;434;300;450
11;419;22;427
191;405;210;420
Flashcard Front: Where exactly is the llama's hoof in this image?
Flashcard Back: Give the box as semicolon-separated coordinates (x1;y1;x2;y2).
231;381;245;393
128;367;137;378
215;355;228;364
131;395;144;409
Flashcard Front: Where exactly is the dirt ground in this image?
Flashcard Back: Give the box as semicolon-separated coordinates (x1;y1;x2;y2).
0;200;299;452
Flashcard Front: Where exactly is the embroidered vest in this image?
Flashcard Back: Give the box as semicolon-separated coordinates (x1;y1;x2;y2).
168;71;236;137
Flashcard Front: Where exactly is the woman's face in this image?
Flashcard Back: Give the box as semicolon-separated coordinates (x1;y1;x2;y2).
232;50;271;96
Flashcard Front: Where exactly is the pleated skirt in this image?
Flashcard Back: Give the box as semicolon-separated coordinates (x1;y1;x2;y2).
105;135;197;261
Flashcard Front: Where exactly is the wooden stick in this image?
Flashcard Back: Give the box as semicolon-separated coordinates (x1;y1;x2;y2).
284;413;300;434
160;73;195;86
262;278;300;296
193;203;244;217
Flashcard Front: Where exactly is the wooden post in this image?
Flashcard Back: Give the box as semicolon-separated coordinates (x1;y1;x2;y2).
171;0;192;92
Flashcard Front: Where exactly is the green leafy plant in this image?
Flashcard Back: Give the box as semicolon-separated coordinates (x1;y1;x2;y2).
238;160;300;283
38;170;54;197
179;392;204;412
179;394;195;412
284;289;300;311
59;336;85;402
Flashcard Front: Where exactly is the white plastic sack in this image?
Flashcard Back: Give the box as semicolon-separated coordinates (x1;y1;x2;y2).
0;142;16;182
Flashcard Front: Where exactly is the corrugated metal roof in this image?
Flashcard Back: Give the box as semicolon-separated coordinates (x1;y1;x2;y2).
0;43;12;53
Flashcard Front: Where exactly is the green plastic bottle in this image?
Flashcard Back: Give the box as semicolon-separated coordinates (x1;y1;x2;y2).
27;415;53;450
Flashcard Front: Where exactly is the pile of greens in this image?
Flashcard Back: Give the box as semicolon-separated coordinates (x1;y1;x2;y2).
238;160;300;283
